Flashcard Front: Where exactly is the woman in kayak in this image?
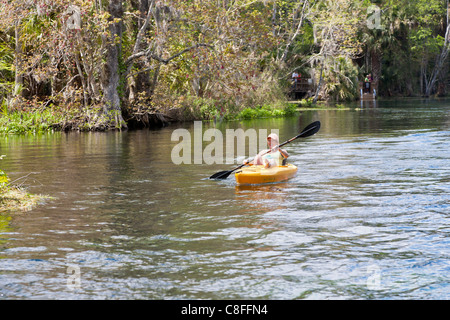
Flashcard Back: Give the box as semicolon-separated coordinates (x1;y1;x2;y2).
244;133;289;168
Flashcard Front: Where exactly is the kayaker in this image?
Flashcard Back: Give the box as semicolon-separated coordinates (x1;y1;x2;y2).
244;133;289;168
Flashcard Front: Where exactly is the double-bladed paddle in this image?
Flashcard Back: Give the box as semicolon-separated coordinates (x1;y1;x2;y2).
209;120;321;180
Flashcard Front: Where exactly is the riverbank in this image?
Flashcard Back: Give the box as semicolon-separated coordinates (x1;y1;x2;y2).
3;95;431;134
0;100;300;134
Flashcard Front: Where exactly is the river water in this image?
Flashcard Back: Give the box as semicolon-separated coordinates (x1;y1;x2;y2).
0;98;449;300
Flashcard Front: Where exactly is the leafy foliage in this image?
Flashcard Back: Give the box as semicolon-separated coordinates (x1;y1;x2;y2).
0;0;450;131
0;154;8;189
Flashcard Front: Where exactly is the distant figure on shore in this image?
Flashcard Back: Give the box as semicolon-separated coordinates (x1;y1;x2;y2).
364;74;372;93
292;71;299;83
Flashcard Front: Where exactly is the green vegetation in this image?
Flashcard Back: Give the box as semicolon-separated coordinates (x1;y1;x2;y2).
1;157;50;212
0;107;61;134
187;96;298;121
0;186;49;212
0;168;8;188
1;0;450;132
237;104;298;120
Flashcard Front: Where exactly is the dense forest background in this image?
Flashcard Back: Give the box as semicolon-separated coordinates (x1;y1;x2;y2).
1;0;450;130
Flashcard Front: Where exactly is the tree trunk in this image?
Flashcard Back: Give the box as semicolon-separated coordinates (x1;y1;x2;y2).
280;0;308;62
425;47;450;96
74;53;88;108
425;0;450;97
271;1;277;37
313;59;324;104
370;49;381;94
13;22;24;101
149;62;161;96
420;59;425;95
437;58;448;96
102;0;127;129
127;0;154;103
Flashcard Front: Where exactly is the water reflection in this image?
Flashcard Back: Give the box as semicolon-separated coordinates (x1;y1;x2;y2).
235;183;290;212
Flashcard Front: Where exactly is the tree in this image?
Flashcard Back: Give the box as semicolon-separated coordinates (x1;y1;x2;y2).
309;0;364;102
421;0;450;96
271;0;313;63
102;0;126;129
359;0;450;97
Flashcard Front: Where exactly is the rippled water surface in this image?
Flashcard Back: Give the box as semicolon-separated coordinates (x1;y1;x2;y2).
0;98;449;299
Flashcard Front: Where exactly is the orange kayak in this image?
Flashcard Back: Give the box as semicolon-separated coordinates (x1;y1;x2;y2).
234;164;298;185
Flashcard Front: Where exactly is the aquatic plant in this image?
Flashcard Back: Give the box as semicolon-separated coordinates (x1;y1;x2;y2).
1;156;50;212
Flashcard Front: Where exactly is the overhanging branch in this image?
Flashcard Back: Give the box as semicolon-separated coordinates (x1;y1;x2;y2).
148;43;214;64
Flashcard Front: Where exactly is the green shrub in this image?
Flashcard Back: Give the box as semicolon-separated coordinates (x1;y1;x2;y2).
238;108;258;119
283;103;297;116
0;154;8;190
237;103;298;120
0;108;65;134
0;169;8;189
298;98;314;108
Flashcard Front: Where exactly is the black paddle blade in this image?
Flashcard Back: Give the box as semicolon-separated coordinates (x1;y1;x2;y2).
210;162;247;180
297;120;321;138
278;121;321;147
209;170;233;180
